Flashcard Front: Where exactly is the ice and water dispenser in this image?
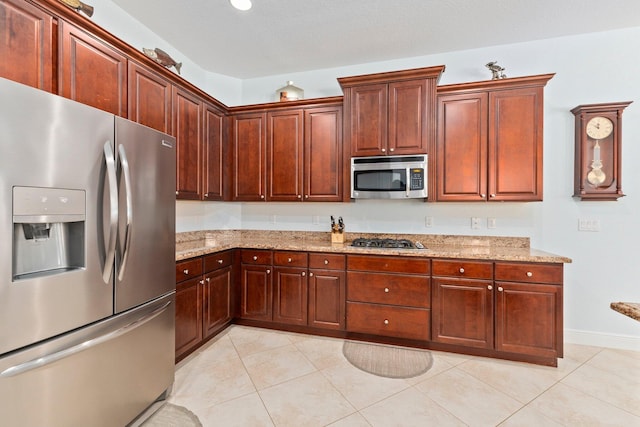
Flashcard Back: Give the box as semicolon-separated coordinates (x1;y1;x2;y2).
13;186;86;280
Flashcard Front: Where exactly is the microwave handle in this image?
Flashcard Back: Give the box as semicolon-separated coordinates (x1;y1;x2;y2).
406;168;410;198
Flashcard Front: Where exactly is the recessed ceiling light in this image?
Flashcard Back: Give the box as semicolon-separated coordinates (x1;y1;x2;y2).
230;0;252;11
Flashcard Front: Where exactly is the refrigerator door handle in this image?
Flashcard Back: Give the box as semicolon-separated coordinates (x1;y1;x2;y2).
0;300;172;378
103;141;118;283
117;144;133;281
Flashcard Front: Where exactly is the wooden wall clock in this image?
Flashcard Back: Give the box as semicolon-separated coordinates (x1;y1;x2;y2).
571;101;632;200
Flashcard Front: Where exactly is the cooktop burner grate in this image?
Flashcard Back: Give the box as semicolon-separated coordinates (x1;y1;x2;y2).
351;238;416;249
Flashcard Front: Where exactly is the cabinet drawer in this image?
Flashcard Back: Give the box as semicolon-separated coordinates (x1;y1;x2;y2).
203;250;233;272
495;262;563;284
241;249;273;265
347;272;430;308
274;251;308;267
347;255;430;274
347;302;430;341
432;259;493;279
176;258;203;283
309;253;346;270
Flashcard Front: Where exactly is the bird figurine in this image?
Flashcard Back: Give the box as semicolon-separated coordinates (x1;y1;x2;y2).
58;0;94;17
485;61;507;80
143;48;182;74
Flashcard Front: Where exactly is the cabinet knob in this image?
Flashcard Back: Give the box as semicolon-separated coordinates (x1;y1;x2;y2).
175;191;179;195
389;148;394;152
498;286;504;292
324;259;329;265
301;272;306;277
206;277;210;282
260;195;265;199
526;271;533;277
488;285;493;290
199;280;205;285
305;195;309;199
384;287;389;293
253;256;258;261
204;193;209;197
459;267;465;274
183;269;189;275
288;258;292;263
490;194;496;198
297;195;302;199
266;269;271;274
309;272;314;277
384;319;389;325
381;148;386;153
480;193;486;198
218;259;223;264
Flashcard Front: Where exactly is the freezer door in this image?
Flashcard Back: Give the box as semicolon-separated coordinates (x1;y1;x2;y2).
0;78;115;355
0;293;175;427
114;117;176;313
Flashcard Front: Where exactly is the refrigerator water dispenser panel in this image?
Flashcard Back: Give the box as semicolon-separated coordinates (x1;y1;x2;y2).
12;186;86;281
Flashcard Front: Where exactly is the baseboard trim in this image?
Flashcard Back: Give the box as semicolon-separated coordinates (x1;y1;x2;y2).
565;329;640;351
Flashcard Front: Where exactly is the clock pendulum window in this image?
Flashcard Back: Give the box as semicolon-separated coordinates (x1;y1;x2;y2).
571;102;632;201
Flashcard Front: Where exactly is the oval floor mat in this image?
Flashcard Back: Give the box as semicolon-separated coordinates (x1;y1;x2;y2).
342;341;433;379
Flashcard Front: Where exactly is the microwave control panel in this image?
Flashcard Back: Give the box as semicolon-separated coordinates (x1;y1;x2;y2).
409;168;424;190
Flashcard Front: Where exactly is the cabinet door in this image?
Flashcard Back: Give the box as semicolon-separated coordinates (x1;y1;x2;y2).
495;281;561;358
203;102;225;200
232;112;267;201
59;20;127;116
240;264;272;320
488;87;544;201
308;269;345;330
127;61;172;134
173;86;202;200
304;106;343;201
0;0;54;91
388;79;428;154
436;93;488;201
267;110;303;201
273;266;307;325
431;277;493;349
349;83;387;156
175;276;202;359
203;266;232;338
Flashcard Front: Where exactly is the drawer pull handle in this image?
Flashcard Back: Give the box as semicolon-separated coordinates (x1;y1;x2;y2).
498;286;504;292
253;256;258;261
526;271;533;277
459;267;465;274
324;260;329;265
218;259;224;264
384;319;389;325
288;258;292;263
384;288;389;293
183;269;189;275
488;285;493;290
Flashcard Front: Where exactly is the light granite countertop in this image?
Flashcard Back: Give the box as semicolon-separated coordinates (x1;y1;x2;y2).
610;302;640;322
176;230;572;264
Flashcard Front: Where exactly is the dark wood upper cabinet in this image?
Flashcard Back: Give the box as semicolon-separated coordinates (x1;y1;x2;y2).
0;0;55;92
203;102;226;201
231;112;267;201
435;74;554;202
338;66;444;157
172;86;202;200
305;105;343;201
268;109;304;201
59;20;127;116
127;61;172;134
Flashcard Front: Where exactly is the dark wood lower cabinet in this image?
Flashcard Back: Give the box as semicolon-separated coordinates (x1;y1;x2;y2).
203;266;233;338
240;264;273;321
175;276;202;359
308;269;345;330
273;266;308;325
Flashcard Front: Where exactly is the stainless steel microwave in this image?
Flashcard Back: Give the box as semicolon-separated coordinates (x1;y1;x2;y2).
351;155;427;199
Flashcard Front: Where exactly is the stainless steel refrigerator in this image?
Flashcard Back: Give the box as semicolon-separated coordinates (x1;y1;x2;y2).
0;77;176;426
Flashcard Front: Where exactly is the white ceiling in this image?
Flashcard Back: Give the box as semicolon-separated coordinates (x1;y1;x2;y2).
110;0;640;79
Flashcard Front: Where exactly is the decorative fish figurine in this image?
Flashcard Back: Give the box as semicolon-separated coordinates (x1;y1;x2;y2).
143;48;182;75
58;0;94;17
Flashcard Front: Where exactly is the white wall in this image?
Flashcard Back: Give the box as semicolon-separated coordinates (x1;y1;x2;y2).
90;0;639;350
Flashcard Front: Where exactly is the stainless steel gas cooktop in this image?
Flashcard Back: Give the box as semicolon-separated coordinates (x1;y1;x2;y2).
350;238;424;249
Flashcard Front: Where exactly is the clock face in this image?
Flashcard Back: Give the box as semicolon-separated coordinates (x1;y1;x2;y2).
586;116;613;139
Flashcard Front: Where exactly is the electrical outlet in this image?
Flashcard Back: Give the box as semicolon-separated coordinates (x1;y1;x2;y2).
487;218;497;229
578;218;601;232
425;216;434;228
471;217;482;229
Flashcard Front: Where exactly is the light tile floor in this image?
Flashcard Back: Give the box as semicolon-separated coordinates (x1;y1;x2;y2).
169;326;640;426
